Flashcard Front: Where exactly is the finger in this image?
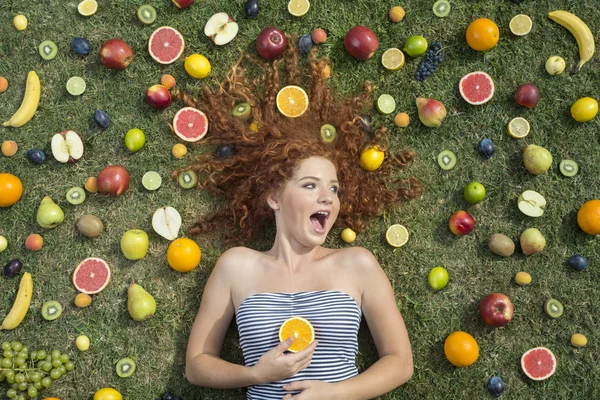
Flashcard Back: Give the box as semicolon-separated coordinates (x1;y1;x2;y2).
293;340;318;359
282;395;293;400
283;380;312;392
276;337;294;354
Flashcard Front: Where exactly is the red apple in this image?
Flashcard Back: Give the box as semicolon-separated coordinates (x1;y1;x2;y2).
480;293;514;327
448;210;475;236
514;83;540;108
99;39;133;70
51;130;84;163
256;27;287;60
172;0;193;8
97;165;130;196
344;25;379;60
145;84;171;109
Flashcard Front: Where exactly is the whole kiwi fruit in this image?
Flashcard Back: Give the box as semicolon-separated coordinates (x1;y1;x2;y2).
76;214;104;238
488;233;515;257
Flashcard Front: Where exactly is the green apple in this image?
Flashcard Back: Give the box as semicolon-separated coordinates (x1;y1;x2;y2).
0;235;7;253
120;229;149;260
124;128;145;152
523;144;552;175
545;56;565;75
464;182;486;205
428;266;449;290
518;190;546;217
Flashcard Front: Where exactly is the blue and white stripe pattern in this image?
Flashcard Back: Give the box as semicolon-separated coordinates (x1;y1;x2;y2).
236;290;362;399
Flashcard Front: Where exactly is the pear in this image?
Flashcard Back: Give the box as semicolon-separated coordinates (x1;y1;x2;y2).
520;228;546;256
152;206;181;241
36;196;65;229
416;97;447;128
523;145;552;175
127;283;156;321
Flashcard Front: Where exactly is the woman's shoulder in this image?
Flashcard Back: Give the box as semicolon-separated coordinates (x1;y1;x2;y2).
215;246;262;270
326;246;380;271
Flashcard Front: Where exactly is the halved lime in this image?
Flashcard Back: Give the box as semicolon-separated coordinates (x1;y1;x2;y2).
376;94;396;115
66;76;86;96
142;171;162;191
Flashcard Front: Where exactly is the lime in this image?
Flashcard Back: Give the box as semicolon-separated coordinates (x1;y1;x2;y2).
381;48;405;71
142;171;162;191
124;128;145;152
385;224;409;248
507;117;530;138
0;235;7;253
428;266;449;290
403;36;428;57
66;77;86;96
376;94;396;115
463;182;486;205
341;228;356;243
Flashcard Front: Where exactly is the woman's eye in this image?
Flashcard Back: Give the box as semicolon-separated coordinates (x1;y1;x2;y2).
304;183;316;189
330;186;339;193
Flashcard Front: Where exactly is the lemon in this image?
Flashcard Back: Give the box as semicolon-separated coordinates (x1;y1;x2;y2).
13;14;28;31
381;48;405;71
509;14;532;36
571;97;598;123
172;143;187;159
288;0;310;17
341;228;357;243
185;54;211;79
360;146;385;171
385;224;409;248
571;333;588;348
78;0;98;16
507;117;530;138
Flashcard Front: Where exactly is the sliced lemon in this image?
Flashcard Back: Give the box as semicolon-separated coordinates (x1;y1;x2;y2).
507;117;530;138
142;171;162;191
376;94;396;115
66;76;86;96
509;14;532;36
78;0;98;16
381;48;405;71
288;0;310;17
386;224;409;248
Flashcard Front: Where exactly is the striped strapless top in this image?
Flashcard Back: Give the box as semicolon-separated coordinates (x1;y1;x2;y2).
235;290;362;399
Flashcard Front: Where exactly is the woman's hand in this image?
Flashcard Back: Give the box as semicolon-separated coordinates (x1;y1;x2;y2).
282;380;339;399
250;338;318;384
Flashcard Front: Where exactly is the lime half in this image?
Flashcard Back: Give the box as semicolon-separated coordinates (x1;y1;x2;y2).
142;171;162;191
376;94;396;115
66;77;86;96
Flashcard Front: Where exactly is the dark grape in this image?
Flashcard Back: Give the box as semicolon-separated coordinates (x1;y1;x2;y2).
416;41;443;82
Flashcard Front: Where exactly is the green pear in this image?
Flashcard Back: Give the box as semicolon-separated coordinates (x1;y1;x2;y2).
523;145;552;175
127;283;156;321
520;228;546;256
36;196;65;229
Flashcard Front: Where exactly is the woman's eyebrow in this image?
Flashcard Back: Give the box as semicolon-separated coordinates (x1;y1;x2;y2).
299;176;339;183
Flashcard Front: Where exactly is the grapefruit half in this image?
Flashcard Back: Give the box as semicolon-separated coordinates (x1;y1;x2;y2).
459;71;494;105
172;107;209;142
72;257;111;294
148;26;185;65
521;347;557;381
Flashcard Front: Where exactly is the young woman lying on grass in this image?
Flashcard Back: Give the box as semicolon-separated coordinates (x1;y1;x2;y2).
172;38;422;399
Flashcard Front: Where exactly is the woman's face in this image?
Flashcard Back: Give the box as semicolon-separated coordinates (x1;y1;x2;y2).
270;156;341;246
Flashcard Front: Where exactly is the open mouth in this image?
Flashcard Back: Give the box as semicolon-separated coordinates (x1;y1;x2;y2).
310;211;329;233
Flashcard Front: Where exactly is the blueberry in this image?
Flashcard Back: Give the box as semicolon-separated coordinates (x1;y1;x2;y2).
567;254;588;271
27;149;46;165
244;0;260;18
487;376;505;397
298;34;313;55
216;144;235;159
478;138;495;159
94;110;110;130
71;37;91;55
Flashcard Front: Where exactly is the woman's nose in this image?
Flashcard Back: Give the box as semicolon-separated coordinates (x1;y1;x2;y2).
318;188;333;204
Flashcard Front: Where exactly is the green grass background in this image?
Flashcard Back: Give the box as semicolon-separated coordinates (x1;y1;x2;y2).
1;0;600;398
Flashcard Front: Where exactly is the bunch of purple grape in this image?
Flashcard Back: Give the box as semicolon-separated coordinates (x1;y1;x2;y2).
416;42;443;82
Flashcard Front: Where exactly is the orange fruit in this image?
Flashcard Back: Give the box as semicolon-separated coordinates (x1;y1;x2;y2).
276;85;309;118
444;331;479;367
0;173;23;207
577;200;600;235
167;238;201;272
466;18;499;52
279;316;315;353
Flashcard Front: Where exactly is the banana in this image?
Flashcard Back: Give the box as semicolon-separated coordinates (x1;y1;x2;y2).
0;272;33;330
548;10;595;71
3;71;41;127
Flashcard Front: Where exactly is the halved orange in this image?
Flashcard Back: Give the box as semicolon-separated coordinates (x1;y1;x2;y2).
276;86;309;118
279;316;314;352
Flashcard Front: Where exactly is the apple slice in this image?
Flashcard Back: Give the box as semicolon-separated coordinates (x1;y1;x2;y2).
152;206;182;240
518;190;546;217
51;130;84;163
204;13;238;46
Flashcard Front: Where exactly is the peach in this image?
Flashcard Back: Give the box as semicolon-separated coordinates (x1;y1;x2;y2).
311;28;327;44
25;233;43;251
1;140;18;157
161;74;176;89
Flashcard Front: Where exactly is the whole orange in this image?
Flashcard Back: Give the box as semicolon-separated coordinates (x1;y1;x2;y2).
444;331;479;367
577;200;600;235
0;173;23;207
466;18;499;51
167;238;201;272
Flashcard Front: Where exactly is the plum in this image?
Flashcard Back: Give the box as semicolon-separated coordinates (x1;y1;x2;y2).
27;149;46;165
479;138;495;159
4;259;23;277
94;110;111;129
298;34;313;54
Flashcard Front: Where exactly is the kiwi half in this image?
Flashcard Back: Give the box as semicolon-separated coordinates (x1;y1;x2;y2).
39;40;58;60
437;150;456;170
116;357;136;378
559;159;578;177
544;298;564;318
320;124;337;143
66;187;86;205
42;300;63;321
232;103;252;121
433;0;451;17
137;5;157;25
178;170;198;189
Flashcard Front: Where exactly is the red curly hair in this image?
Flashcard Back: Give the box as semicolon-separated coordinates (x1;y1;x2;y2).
171;34;423;246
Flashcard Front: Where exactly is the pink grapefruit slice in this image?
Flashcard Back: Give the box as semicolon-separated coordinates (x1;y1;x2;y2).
173;107;208;142
521;347;557;381
72;257;111;294
459;71;494;105
148;26;185;65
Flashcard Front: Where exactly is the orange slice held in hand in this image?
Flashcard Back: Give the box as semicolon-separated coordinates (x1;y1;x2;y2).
276;85;309;118
279;316;315;352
